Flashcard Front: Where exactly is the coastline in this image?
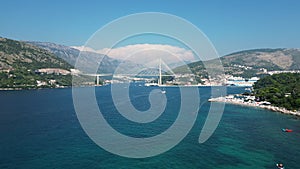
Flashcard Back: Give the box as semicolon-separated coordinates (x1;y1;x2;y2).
209;96;300;117
0;88;22;91
0;84;220;91
0;86;70;91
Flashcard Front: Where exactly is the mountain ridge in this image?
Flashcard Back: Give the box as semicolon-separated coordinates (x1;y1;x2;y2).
2;36;299;88
26;41;144;74
0;38;72;70
221;48;300;70
174;48;300;80
0;37;73;88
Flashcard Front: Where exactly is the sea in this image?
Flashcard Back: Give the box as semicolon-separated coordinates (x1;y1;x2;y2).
1;85;300;169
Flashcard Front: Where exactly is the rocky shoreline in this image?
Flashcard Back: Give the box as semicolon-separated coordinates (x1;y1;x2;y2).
0;88;22;90
0;86;70;91
209;96;300;117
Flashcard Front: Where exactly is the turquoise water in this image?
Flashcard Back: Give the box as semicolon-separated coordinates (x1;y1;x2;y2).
1;86;300;168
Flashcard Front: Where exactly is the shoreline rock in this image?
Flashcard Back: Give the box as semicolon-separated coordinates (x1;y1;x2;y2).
209;96;300;117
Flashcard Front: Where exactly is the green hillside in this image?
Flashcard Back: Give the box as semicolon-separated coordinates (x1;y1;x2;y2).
0;37;73;89
253;73;300;110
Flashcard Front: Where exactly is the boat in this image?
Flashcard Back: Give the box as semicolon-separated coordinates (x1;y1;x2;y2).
276;163;284;169
144;82;158;86
161;90;166;94
281;128;293;132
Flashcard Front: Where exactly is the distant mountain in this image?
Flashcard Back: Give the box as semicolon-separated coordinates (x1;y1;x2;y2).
221;48;300;70
0;37;73;88
0;38;72;71
27;41;144;74
174;48;300;79
26;41;79;66
71;44;198;69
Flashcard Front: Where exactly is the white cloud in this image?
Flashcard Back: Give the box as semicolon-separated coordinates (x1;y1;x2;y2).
72;44;198;68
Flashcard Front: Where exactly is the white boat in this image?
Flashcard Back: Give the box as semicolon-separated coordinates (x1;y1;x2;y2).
144;82;158;86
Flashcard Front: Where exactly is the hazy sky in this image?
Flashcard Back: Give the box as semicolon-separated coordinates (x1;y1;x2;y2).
1;0;300;56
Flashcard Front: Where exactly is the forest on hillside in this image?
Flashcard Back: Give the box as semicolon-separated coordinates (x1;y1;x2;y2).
253;73;300;110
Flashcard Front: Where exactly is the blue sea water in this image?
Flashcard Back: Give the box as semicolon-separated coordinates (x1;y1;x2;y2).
1;85;300;169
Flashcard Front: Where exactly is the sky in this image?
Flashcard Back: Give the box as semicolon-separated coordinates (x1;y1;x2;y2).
1;0;300;56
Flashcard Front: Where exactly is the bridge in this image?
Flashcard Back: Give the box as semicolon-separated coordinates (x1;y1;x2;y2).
84;73;173;85
82;59;175;85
